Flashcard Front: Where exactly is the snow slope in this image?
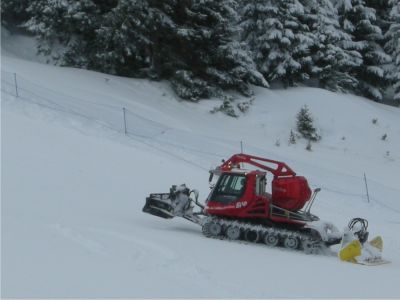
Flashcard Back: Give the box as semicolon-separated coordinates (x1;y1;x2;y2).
2;30;400;298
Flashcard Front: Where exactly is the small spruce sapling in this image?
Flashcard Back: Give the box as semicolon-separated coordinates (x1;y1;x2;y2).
306;140;312;151
381;133;388;141
289;130;296;145
296;105;321;141
210;96;238;118
237;98;254;114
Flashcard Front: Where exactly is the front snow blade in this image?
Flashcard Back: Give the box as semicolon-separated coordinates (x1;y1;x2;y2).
143;194;175;219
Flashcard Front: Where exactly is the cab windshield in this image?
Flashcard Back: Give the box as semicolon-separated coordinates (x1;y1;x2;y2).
211;174;246;204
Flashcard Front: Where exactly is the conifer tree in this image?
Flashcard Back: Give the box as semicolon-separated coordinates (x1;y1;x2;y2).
385;0;400;103
289;130;297;144
365;0;392;36
24;0;101;62
92;0;152;76
92;0;118;13
149;0;268;100
296;105;320;141
241;0;315;87
336;0;392;101
26;0;152;73
306;0;362;92
1;0;33;26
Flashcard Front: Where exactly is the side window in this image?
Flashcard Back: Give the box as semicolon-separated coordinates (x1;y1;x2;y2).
256;175;266;195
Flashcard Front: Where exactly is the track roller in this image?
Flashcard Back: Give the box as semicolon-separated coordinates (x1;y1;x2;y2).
283;235;300;250
205;221;222;237
263;231;280;247
244;229;260;242
226;225;241;240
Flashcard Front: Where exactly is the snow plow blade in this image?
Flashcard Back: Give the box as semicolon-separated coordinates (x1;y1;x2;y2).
143;194;175;219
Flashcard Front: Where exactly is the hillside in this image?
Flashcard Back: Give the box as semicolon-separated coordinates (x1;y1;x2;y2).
2;29;400;298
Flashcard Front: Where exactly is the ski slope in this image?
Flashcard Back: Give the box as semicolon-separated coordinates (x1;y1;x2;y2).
2;29;400;298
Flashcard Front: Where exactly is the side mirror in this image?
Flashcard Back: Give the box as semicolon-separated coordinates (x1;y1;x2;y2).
209;172;213;182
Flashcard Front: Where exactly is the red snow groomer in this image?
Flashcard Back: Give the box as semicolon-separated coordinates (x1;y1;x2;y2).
143;153;387;265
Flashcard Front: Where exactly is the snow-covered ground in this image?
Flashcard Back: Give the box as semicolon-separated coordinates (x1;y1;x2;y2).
2;29;400;298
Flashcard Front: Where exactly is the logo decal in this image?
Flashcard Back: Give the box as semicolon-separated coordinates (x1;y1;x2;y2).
236;201;248;208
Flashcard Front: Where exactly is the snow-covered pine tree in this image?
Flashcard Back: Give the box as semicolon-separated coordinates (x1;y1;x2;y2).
365;0;392;36
1;0;33;26
305;0;362;92
240;0;280;78
384;0;400;103
296;105;321;141
240;0;315;87
92;0;118;13
336;0;392;101
25;0;151;74
144;0;181;79
92;0;152;76
24;0;101;64
289;130;297;144
364;0;395;100
149;0;268;100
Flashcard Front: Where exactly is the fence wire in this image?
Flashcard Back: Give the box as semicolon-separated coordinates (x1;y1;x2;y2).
1;70;226;171
1;70;170;138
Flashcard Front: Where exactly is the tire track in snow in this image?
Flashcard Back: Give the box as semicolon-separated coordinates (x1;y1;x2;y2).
50;224;108;256
50;223;198;272
85;227;180;262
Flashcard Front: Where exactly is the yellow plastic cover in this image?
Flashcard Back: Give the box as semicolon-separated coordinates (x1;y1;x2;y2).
369;236;383;252
339;239;362;262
